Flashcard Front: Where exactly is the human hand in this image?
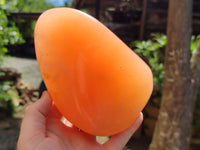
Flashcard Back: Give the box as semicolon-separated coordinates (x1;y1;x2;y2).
17;91;143;150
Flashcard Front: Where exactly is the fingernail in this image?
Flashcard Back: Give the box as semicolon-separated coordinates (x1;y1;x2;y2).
135;112;143;125
41;91;52;104
139;112;143;120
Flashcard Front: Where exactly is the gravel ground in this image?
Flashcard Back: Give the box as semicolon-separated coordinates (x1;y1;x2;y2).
2;56;42;89
0;119;21;150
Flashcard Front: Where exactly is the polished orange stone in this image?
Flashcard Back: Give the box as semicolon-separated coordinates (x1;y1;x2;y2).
34;8;153;136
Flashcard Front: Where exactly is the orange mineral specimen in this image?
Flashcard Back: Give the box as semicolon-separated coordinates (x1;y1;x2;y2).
34;8;153;136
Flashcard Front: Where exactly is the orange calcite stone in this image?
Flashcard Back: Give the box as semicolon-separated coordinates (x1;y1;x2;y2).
34;8;153;136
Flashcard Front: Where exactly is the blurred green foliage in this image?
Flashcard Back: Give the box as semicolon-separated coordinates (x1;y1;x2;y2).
0;0;56;118
18;0;54;12
130;33;200;87
0;81;20;117
191;35;200;52
0;0;24;65
130;33;200;137
12;0;54;43
1;0;23;11
0;0;24;117
14;19;36;43
130;33;166;86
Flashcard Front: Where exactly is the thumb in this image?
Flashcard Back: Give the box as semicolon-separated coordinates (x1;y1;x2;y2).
103;113;143;150
19;91;52;141
27;91;52;116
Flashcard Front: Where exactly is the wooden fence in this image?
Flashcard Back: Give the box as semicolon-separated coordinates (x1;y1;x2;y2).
10;0;200;43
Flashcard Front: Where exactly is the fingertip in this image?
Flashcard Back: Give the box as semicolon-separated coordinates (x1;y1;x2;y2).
40;91;52;104
20;92;52;142
140;112;143;120
41;91;50;100
136;112;143;126
27;90;52;117
103;112;144;149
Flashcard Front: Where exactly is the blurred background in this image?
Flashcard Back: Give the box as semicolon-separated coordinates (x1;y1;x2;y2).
0;0;200;150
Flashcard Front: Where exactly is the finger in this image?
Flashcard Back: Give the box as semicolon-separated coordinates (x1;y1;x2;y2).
19;91;52;141
31;91;52;116
103;112;143;150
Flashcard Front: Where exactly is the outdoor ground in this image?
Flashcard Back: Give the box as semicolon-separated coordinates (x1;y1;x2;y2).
0;56;41;150
0;56;200;150
2;56;42;89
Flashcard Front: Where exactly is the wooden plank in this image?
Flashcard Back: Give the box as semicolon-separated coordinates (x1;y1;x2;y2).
75;0;84;9
10;12;41;20
147;1;168;10
193;5;200;13
95;0;101;19
148;0;168;3
139;0;148;40
146;9;168;16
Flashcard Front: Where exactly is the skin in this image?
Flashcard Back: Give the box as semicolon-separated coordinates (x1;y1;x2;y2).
17;91;143;150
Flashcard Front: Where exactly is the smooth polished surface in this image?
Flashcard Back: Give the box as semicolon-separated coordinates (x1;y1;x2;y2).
34;8;153;136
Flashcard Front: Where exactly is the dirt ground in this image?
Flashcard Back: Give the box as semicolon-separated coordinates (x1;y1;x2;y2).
0;118;21;150
2;56;42;89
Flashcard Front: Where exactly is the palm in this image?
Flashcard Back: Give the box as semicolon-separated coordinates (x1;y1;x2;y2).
44;106;100;150
17;92;142;150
